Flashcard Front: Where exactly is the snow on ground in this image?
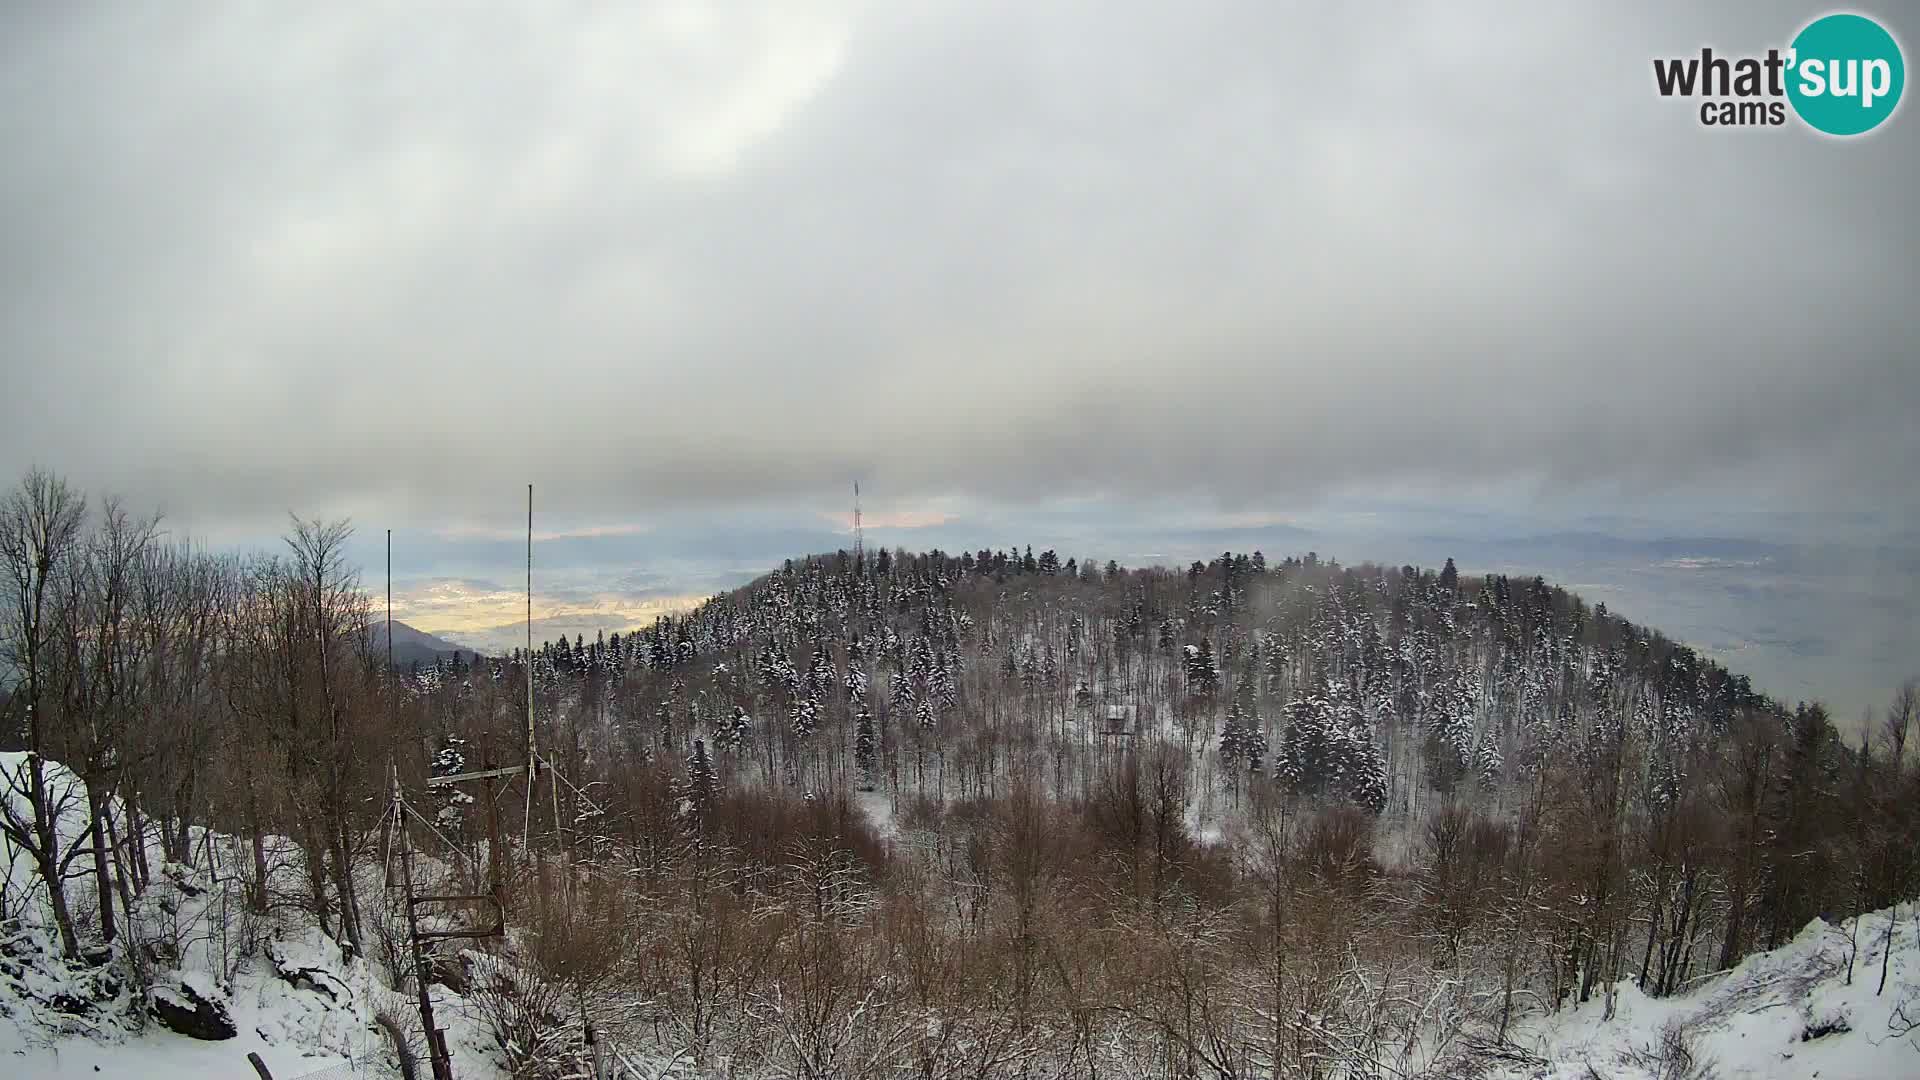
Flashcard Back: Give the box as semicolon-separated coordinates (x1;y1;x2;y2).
3;880;503;1079
855;789;898;844
2;752;95;939
6;1016;354;1079
7;752;1917;1078
2;751;501;1078
1499;905;1920;1080
1;856;404;1078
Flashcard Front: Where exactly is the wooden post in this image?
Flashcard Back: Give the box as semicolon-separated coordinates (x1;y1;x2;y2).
485;742;505;896
579;979;603;1080
396;775;456;1080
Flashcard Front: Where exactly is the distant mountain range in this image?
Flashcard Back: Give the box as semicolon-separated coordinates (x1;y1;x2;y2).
367;620;489;669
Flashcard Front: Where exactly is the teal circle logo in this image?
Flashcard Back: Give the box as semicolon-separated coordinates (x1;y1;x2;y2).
1786;13;1905;135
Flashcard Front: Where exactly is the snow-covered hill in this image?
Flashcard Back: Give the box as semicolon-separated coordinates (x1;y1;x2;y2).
6;747;1916;1079
1497;908;1919;1080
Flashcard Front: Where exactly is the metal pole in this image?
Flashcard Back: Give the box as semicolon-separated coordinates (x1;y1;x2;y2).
383;529;397;898
386;529;393;675
524;485;536;843
527;483;534;759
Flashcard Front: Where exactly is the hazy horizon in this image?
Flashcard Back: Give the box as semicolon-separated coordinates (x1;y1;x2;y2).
4;2;1914;724
273;491;1910;727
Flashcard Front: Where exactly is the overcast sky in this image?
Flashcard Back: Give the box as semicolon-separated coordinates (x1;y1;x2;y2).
1;3;1916;715
3;0;1914;535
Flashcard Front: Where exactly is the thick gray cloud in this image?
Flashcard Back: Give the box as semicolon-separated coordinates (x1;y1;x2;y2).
1;1;1915;533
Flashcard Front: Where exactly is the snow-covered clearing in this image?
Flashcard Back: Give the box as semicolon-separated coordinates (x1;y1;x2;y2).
1497;906;1920;1080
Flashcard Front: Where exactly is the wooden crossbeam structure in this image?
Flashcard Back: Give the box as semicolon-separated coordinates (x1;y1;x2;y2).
381;485;612;1079
425;762;538;788
389;766;509;1080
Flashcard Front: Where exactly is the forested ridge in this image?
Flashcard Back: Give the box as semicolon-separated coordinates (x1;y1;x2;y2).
5;468;1917;1078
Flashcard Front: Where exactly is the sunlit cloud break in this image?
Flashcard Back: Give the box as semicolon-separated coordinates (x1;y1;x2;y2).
386;576;705;651
433;522;656;543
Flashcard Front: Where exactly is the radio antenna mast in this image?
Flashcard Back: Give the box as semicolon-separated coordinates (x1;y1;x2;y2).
524;483;536;838
387;529;394;676
387;528;395;765
853;481;864;569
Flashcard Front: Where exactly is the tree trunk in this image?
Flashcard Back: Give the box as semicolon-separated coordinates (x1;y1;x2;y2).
28;757;83;958
329;818;362;956
37;845;83;958
105;805;138;935
1879;902;1898;996
303;824;333;939
170;772;198;865
244;773;270;912
1637;882;1664;989
88;784;118;943
250;828;270;913
125;792;151;891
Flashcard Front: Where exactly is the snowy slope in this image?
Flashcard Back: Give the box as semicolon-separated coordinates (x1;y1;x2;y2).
1499;906;1920;1080
1;751;500;1079
6;750;1917;1079
2;753;93;940
3;930;505;1079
